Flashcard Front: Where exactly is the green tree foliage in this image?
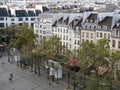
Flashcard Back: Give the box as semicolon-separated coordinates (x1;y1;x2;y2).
10;24;36;60
79;39;110;74
12;25;35;48
79;38;110;90
47;35;65;61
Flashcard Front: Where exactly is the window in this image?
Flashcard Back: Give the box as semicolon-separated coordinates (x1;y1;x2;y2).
118;41;120;48
66;43;68;47
112;40;115;47
108;34;110;38
0;17;4;20
40;30;42;33
66;36;68;40
0;23;4;27
31;18;35;21
91;33;93;39
116;30;119;36
70;44;71;48
25;18;28;21
36;29;39;33
100;33;102;37
40;25;42;28
19;23;23;25
104;33;106;38
43;31;46;34
75;40;76;44
61;29;62;33
66;29;68;33
31;23;34;26
97;32;98;37
11;19;14;21
63;42;65;45
82;32;84;37
63;35;65;40
18;18;23;21
86;33;89;38
78;41;80;45
40;35;42;38
11;23;15;24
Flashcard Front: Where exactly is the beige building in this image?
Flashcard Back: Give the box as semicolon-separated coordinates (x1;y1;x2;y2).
34;12;120;51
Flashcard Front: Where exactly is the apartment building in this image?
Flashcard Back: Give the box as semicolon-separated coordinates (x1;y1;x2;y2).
0;4;45;29
34;13;53;44
34;12;120;51
34;13;82;50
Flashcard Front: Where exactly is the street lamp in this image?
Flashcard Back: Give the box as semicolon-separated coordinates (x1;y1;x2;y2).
73;65;76;90
68;59;78;90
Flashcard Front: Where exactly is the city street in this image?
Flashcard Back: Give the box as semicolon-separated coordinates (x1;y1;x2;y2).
0;54;67;90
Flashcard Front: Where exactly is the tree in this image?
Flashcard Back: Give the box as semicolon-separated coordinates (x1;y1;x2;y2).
110;50;120;89
47;35;66;61
9;24;37;67
2;24;20;44
79;38;110;90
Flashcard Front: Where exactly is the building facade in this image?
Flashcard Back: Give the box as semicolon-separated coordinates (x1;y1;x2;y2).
34;12;120;51
0;4;45;29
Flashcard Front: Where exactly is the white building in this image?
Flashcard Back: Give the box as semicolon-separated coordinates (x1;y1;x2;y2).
34;13;53;44
0;4;45;29
34;12;120;51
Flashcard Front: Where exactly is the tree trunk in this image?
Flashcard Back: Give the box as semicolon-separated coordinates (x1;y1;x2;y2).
38;66;41;76
35;66;37;74
47;68;49;79
30;63;33;72
95;69;99;90
56;69;58;83
67;71;70;88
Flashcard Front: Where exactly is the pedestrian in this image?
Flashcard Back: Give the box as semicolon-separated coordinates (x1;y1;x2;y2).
1;62;5;66
9;73;13;81
1;62;2;66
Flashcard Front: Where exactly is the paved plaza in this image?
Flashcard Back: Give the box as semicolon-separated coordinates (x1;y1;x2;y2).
0;54;67;90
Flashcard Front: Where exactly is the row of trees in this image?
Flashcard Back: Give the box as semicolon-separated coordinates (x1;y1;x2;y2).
4;24;120;90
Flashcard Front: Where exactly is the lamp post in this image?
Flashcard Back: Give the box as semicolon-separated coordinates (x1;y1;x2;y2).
73;65;76;90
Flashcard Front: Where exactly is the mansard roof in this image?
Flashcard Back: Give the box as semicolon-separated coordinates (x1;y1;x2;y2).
98;16;112;27
63;17;69;25
52;20;57;27
58;16;63;24
75;18;83;27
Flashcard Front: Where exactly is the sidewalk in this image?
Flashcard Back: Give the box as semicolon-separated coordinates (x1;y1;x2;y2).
0;55;67;90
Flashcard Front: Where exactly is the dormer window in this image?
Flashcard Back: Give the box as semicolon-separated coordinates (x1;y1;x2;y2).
116;23;120;26
94;20;97;23
90;20;93;23
86;19;88;22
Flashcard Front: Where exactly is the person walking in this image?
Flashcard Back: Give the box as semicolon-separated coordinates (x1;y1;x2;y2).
9;73;13;81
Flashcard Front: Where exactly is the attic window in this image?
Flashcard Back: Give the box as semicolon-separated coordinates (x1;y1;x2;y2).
86;20;88;22
90;20;93;23
116;23;120;26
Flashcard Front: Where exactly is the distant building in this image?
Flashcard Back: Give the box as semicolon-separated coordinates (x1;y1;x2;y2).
0;4;49;29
